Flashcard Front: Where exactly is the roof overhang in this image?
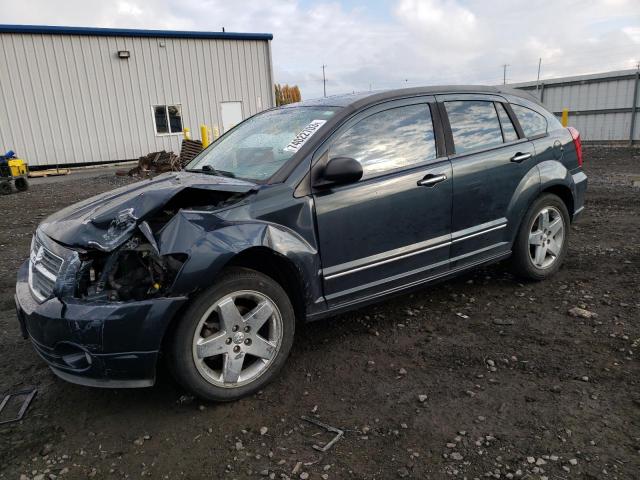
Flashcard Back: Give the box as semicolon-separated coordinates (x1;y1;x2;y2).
0;24;273;41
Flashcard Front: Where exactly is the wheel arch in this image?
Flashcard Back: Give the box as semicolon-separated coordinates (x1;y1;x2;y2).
540;183;574;218
224;246;307;323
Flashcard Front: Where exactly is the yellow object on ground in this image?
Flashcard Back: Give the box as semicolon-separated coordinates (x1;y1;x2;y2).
201;124;210;148
213;126;220;140
7;158;28;177
561;108;569;127
183;128;191;140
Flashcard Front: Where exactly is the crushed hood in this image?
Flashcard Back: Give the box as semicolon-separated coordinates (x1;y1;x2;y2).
40;171;256;252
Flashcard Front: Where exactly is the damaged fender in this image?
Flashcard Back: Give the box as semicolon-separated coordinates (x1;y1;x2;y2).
158;210;322;308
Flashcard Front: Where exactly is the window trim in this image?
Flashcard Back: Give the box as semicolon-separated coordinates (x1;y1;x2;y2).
309;97;445;190
152;103;184;137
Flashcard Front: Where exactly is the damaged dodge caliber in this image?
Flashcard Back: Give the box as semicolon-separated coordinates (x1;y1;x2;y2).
16;86;587;401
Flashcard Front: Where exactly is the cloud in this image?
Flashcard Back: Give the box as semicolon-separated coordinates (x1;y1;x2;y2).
0;0;638;99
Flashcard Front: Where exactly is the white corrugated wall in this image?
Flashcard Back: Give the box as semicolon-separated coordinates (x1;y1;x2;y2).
0;32;274;166
512;70;639;142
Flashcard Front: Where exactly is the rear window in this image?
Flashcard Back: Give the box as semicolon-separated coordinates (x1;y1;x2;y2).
445;100;503;154
511;104;547;137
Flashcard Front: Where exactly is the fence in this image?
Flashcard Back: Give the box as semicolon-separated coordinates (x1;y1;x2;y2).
511;69;640;144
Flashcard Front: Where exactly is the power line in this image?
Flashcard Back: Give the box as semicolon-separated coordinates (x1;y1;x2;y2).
322;64;327;97
502;64;509;85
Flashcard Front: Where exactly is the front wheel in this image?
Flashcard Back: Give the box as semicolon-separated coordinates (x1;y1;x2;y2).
510;193;570;281
169;267;295;401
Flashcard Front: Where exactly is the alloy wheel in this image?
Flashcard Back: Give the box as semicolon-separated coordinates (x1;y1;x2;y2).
191;290;283;388
528;206;565;269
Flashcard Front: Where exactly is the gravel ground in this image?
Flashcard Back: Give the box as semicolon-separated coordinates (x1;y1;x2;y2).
0;146;638;480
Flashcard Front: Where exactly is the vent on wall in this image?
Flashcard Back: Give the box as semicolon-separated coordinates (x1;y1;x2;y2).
117;50;130;59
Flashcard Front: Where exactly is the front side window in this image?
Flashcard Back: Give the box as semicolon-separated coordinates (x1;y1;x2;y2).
188;107;338;182
329;104;437;178
154;104;183;135
445;100;503;154
511;104;547;138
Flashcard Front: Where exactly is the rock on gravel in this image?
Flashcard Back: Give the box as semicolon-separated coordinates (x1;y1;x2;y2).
568;307;598;319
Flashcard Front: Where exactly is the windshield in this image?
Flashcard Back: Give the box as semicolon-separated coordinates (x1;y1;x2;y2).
187;107;338;182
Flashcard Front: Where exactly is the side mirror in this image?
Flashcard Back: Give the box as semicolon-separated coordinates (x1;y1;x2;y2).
316;157;363;187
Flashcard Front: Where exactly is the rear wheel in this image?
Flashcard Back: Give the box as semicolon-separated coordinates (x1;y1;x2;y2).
14;177;29;191
169;267;295;401
510;193;570;280
0;181;11;195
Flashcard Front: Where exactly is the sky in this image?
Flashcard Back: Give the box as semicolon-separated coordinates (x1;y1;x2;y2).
2;0;640;99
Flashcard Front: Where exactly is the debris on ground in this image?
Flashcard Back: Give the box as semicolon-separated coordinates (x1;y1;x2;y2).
123;139;204;177
568;306;599;319
301;416;344;452
0;388;37;425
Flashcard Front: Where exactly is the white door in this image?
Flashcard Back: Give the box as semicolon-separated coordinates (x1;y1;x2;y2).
221;102;243;133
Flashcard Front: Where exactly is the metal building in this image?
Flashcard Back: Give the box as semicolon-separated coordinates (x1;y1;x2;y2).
0;25;275;167
511;69;640;144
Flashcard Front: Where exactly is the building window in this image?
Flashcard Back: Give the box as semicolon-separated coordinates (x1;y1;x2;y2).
153;104;183;135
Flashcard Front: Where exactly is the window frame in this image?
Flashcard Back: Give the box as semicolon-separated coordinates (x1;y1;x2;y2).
152;103;184;137
436;94;529;158
309;96;447;191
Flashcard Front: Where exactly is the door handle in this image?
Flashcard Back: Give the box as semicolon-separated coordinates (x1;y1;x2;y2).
417;173;447;187
511;152;532;163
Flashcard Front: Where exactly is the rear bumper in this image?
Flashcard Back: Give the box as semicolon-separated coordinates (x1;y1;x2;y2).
15;261;188;388
571;170;588;221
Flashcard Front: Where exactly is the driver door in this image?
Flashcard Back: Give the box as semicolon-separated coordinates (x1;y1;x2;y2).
312;98;453;307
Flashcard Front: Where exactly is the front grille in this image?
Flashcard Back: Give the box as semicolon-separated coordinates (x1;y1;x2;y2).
29;234;64;301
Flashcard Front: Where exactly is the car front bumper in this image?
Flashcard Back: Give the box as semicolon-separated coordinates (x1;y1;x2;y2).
15;261;188;388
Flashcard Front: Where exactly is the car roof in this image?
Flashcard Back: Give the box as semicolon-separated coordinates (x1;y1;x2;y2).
289;85;541;109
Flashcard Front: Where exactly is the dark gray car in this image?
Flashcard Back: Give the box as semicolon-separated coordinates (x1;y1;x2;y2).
15;86;587;400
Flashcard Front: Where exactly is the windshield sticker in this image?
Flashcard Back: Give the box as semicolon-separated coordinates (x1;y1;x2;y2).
284;120;327;153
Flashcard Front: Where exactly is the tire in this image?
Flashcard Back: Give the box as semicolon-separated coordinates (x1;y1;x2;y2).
0;182;11;195
510;193;570;281
14;177;29;191
169;267;295;401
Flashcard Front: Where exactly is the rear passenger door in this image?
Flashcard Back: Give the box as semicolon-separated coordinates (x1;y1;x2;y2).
437;94;538;268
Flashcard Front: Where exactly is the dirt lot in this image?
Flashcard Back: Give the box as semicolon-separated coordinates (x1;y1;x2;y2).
0;147;638;479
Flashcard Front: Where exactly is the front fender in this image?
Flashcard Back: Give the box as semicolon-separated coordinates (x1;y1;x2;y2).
158;210;320;303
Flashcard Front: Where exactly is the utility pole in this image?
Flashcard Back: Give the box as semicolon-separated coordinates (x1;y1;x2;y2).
502;64;509;85
322;64;327;97
536;58;542;95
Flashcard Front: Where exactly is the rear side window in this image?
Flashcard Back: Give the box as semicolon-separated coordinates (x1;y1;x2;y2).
329;104;437;177
496;103;518;142
511;104;547;137
445;101;503;154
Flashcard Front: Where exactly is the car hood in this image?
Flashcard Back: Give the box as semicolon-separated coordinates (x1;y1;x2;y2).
40;171;257;252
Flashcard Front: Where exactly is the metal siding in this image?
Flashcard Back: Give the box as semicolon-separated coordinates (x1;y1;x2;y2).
0;32;273;166
514;70;639;142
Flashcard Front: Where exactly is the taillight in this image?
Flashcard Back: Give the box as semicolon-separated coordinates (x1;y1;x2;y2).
567;126;583;167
